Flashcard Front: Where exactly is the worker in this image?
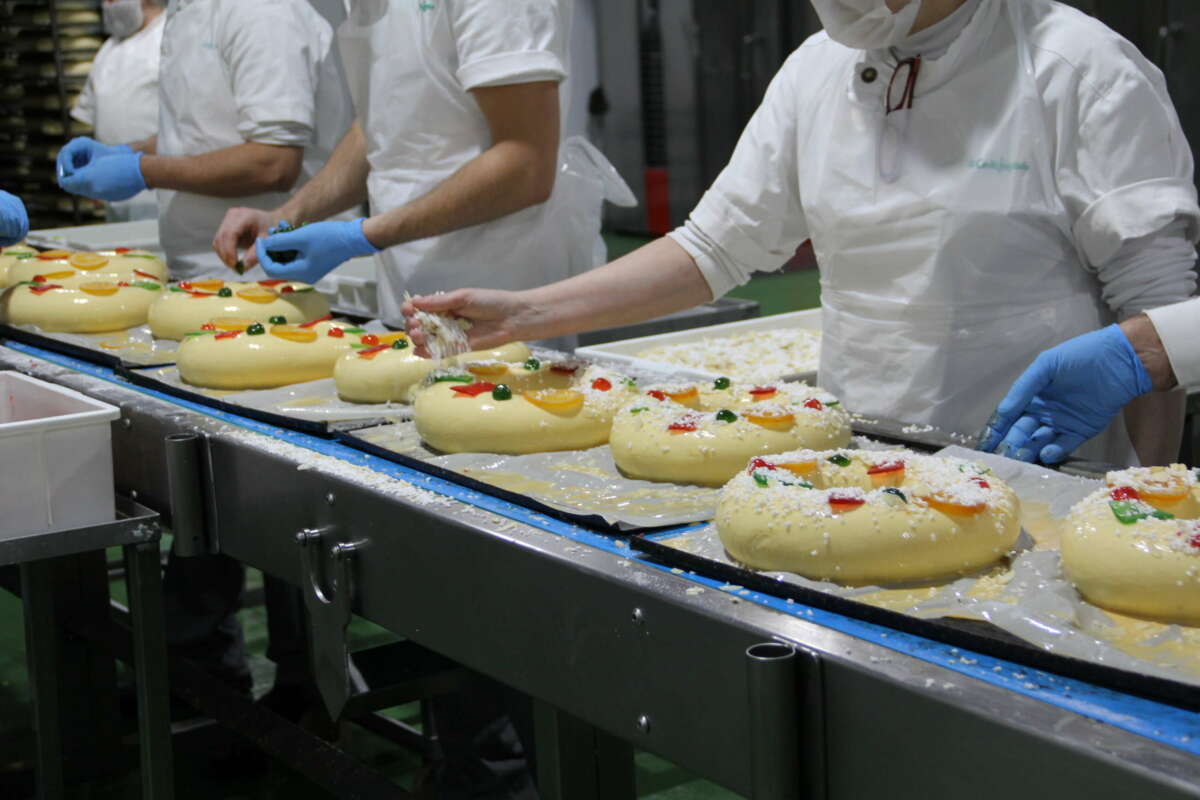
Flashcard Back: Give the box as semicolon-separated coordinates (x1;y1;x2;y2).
56;0;353;280
0;191;28;246
211;0;622;343
69;0;165;222
979;299;1200;464
405;0;1199;468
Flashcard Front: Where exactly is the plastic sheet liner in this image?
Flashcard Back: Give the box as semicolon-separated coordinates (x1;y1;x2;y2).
655;445;1200;687
6;322;178;366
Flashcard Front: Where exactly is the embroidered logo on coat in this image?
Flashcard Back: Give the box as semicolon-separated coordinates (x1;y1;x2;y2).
968;158;1030;173
418;0;436;9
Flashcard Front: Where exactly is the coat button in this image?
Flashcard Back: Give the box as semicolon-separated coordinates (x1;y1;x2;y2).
861;67;878;83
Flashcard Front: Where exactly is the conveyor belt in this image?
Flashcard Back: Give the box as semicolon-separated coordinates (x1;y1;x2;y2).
5;337;1200;762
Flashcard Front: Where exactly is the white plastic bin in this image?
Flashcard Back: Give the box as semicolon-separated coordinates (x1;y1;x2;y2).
0;372;121;534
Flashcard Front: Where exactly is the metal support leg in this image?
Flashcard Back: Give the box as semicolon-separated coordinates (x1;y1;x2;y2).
533;699;635;800
124;540;175;799
20;560;64;800
746;641;825;800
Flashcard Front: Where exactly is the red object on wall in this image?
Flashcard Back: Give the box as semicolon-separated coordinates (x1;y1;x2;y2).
644;167;671;236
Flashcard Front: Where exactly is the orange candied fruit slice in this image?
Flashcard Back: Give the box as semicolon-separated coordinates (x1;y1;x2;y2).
37;270;76;280
776;460;817;477
236;286;278;304
270;324;318;344
209;317;255;332
69;252;109;270
922;494;986;516
744;409;796;430
665;386;700;408
523;389;585;414
79;281;120;297
467;362;510;379
36;249;71;261
376;332;407;346
180;279;224;292
1136;470;1191;506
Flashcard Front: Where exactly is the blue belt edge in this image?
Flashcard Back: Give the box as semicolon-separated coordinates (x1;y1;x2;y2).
10;340;1198;755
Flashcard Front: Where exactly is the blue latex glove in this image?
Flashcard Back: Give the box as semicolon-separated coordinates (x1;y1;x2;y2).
0;190;28;246
977;325;1152;464
256;218;379;284
56;136;132;180
58;151;146;202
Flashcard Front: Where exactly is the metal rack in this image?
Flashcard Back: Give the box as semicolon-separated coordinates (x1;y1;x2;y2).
0;0;104;229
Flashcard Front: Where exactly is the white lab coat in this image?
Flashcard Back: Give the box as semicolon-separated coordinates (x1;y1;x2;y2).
1148;298;1200;390
156;0;353;279
71;14;165;222
352;0;621;329
669;0;1200;466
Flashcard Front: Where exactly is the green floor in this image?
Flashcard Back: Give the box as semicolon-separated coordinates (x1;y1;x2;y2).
0;233;806;798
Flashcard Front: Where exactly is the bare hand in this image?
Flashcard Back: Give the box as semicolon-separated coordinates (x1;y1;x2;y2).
212;207;281;271
402;288;534;358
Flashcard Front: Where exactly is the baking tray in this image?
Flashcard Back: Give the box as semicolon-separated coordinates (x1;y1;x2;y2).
575;308;822;385
25;219;162;253
336;425;691;535
121;364;334;438
630;533;1200;714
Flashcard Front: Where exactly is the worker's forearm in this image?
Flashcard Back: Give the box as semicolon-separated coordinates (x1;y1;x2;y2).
140;142;301;198
514;237;714;341
277;122;369;223
1121;313;1178;391
360;139;554;249
130;136;156;156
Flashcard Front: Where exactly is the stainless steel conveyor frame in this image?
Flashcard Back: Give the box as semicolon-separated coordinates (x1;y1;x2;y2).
3;342;1199;800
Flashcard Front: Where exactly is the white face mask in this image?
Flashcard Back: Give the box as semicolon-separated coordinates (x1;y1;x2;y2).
810;0;923;50
103;0;144;38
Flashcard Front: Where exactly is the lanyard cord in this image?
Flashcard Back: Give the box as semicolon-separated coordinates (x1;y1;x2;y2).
886;55;922;114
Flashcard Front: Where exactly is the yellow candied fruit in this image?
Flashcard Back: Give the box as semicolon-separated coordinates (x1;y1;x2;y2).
744;410;795;431
665;386;701;408
523;389;585;414
270;324;318;344
377;331;408;346
922;495;986;516
467;363;510;379
181;279;225;292
38;270;76;280
210;317;255;331
777;461;817;477
79;281;120;297
69;252;109;270
36;249;72;261
236;286;278;304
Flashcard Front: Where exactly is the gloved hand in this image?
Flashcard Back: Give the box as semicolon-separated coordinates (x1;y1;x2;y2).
0;190;29;246
56;136;132;179
58;151;146;202
255;218;379;284
977;325;1152;464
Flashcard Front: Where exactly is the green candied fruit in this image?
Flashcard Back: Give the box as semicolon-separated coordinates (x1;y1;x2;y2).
827;454;852;467
492;384;512;401
392;338;409;350
246;323;266;335
1152;509;1175;521
342;327;367;335
713;377;731;390
169;285;187;293
132;281;160;291
523;357;541;371
882;487;908;503
1109;500;1147;525
622;376;637;388
715;409;737;423
184;330;214;338
629;407;648;415
217;287;233;297
434;374;473;384
958;463;992;476
825;401;841;407
753;472;770;488
269;315;287;325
